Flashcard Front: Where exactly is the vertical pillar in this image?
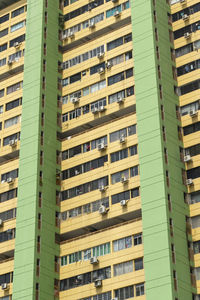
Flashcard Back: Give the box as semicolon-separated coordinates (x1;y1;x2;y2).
131;0;192;299
13;0;59;299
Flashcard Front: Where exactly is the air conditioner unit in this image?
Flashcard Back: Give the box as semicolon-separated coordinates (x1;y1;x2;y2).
7;60;13;65
99;106;106;112
14;42;20;48
9;139;16;146
89;21;95;28
72;97;79;104
189;109;198;117
184;155;192;162
97;52;104;59
99;185;106;192
0;219;3;227
98;67;105;74
94;279;102;287
68;31;74;38
184;32;191;39
182;14;189;20
90;257;99;264
120;199;127;206
92;107;99;114
62;33;67;40
97;143;107;150
120;135;126;143
117;97;124;103
99;205;107;214
106;62;112;69
7;177;14;184
1;283;8;290
114;10;120;17
186;178;193;185
121;176;128;183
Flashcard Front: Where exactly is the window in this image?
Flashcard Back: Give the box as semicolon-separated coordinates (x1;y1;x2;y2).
69;108;81;120
134;233;142;245
83;249;91;261
3;132;20;146
108;54;124;67
189;191;200;205
134;258;143;271
11;20;26;32
11;6;25;18
0;43;7;53
0;272;12;284
109;89;125;104
61;256;67;266
4;115;21;128
62;45;104;70
0;89;4;98
68;207;82;218
90;136;107;151
106;4;122;18
0;189;17;203
60;266;110;291
113;236;132;251
114;260;133;276
69;251;82;264
181;100;200;116
0;14;9;24
90;62;105;75
91;98;106;111
64;0;104;21
187;167;200;180
0;230;15;243
111;169;129;184
93;243;110;257
110;125;136;142
0;58;6;67
136;283;145;296
129;145;137;156
62;145;81;160
93;292;112;300
1;169;18;182
91;197;109;212
115;285;134;299
130;166;139;177
0;208;16;222
177;59;200;76
195;267;200;280
112;190;130;204
9;34;25;47
185;144;200;157
194;241;200;254
0;28;8;38
7;82;22;94
90;80;106;93
183;122;200;136
61;176;108;200
107;37;123;51
9;50;23;62
111;149;128;163
6;98;22;111
0;106;3;114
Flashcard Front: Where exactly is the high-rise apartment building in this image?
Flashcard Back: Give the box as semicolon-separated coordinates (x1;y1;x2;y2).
0;0;199;299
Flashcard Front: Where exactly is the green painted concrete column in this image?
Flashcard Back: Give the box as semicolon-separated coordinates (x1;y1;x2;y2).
131;0;192;299
13;0;59;299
